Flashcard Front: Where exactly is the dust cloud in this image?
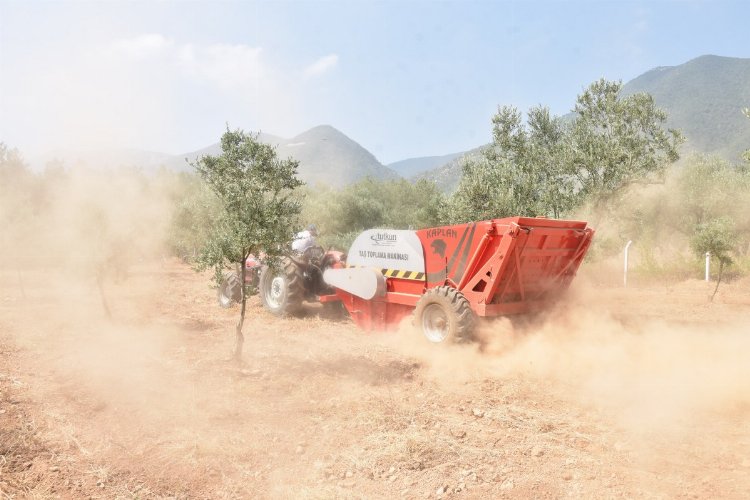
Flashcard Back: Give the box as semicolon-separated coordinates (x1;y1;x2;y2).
0;165;199;427
386;280;750;444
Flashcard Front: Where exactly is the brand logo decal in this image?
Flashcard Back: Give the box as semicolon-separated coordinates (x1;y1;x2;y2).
370;232;397;246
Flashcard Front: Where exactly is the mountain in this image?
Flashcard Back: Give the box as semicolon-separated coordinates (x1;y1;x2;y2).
621;54;750;162
420;54;750;192
31;126;398;188
172;125;398;187
166;131;285;171
387;152;464;178
275;125;397;187
412;146;484;192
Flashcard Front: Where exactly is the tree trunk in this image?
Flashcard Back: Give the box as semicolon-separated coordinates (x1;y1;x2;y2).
233;256;247;361
709;260;724;303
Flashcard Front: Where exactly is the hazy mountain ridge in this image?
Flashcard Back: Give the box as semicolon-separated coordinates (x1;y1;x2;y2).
412;146;485;192
387;152;464;178
30;127;398;188
621;54;750;162
169;126;397;187
25;55;750;190
274;125;397;187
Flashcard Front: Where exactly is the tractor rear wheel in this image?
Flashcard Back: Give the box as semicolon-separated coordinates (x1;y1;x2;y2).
259;258;305;316
217;271;242;308
414;286;476;343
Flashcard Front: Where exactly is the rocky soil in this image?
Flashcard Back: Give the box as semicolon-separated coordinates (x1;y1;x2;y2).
1;261;750;499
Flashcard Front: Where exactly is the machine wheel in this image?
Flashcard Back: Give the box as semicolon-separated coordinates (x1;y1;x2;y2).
414;286;476;343
259;258;305;316
217;271;242;308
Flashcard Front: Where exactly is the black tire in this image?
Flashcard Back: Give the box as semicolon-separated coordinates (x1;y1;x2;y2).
217;272;242;308
258;258;305;316
413;286;476;343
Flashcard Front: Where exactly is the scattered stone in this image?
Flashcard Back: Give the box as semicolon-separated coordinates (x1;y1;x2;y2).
562;472;573;481
500;479;514;490
472;408;484;418
295;445;305;455
450;429;466;439
345;470;353;478
531;446;544;457
538;422;554;433
436;485;447;496
49;465;59;472
389;466;396;474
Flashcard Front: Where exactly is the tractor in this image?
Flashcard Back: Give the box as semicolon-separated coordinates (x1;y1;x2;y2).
216;246;346;315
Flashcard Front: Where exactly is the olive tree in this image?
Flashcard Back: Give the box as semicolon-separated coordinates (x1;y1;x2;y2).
691;217;737;302
193;129;303;361
571;79;683;216
447;79;683;224
448;105;573;222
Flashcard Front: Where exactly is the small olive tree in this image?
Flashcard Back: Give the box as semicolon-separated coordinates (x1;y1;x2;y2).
193;128;303;360
691;217;737;302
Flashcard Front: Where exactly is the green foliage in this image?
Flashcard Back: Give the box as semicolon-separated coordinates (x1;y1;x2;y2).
192;128;304;360
446;79;683;223
669;155;750;255
448;105;574;222
192;128;304;281
301;177;444;250
673;155;748;226
690;217;737;266
571;79;683;214
165;172;222;261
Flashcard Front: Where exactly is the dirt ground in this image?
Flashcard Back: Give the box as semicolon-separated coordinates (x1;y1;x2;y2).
2;260;750;499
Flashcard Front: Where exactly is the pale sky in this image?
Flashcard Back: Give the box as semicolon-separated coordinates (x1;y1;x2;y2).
0;0;748;164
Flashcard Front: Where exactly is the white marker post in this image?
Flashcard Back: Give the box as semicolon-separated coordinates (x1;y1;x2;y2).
623;240;633;288
705;252;711;282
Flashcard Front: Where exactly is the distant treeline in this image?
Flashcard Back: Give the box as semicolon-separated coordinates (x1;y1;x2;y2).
1;87;748;284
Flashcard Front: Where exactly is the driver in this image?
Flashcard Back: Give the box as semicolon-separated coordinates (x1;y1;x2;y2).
292;224;318;254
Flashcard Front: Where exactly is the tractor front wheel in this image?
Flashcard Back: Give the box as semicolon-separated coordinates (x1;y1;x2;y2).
414;286;476;343
217;272;242;308
259;258;304;316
